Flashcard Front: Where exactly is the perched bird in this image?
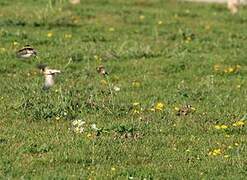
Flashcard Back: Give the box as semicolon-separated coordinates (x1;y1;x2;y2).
16;45;37;58
176;105;195;116
96;65;108;76
37;64;61;90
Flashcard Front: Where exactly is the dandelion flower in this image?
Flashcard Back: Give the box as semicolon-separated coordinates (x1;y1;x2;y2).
214;124;228;130
132;81;141;88
111;167;116;171
208;148;222;156
158;20;163;25
155;102;164;111
133;102;140;106
109;27;115;32
64;34;72;38
233;120;245;127
47;32;53;37
13;41;19;46
214;125;221;130
221;125;228;129
228;67;234;73
139;15;145;20
133;109;140;114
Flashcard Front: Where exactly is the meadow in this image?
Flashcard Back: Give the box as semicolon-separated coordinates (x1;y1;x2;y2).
1;0;247;178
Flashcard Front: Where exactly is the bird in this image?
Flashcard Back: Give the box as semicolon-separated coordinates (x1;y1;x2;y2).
96;65;108;76
16;45;37;58
37;64;61;90
176;105;195;116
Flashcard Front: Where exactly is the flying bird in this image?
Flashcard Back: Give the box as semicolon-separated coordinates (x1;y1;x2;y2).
37;64;61;90
16;45;37;58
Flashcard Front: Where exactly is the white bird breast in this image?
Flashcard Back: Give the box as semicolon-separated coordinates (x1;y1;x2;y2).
44;75;55;88
21;53;33;58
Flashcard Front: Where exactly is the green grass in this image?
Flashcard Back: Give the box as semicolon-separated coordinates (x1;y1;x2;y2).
1;0;247;178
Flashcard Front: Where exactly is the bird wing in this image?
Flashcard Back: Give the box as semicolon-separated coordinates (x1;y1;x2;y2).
49;69;61;74
17;47;37;56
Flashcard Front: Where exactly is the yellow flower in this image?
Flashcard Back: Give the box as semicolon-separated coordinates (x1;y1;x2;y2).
221;125;228;129
174;107;179;111
214;124;228;130
214;125;221;130
64;33;72;38
111;167;116;171
228;67;234;73
233;120;245;127
208;148;222;156
133;102;140;106
139;15;145;20
87;133;92;138
133;109;140;114
214;64;221;71
109;27;115;32
132;81;141;88
47;32;53;37
155;102;164;111
0;47;6;52
13;41;18;46
224;155;229;158
158;20;163;25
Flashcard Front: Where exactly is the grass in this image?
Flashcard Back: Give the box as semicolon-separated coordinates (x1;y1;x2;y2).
1;0;247;178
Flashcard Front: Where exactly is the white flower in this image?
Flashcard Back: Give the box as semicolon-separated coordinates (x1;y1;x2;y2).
91;123;99;131
72;120;86;134
113;86;120;92
73;126;84;134
72;120;85;126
